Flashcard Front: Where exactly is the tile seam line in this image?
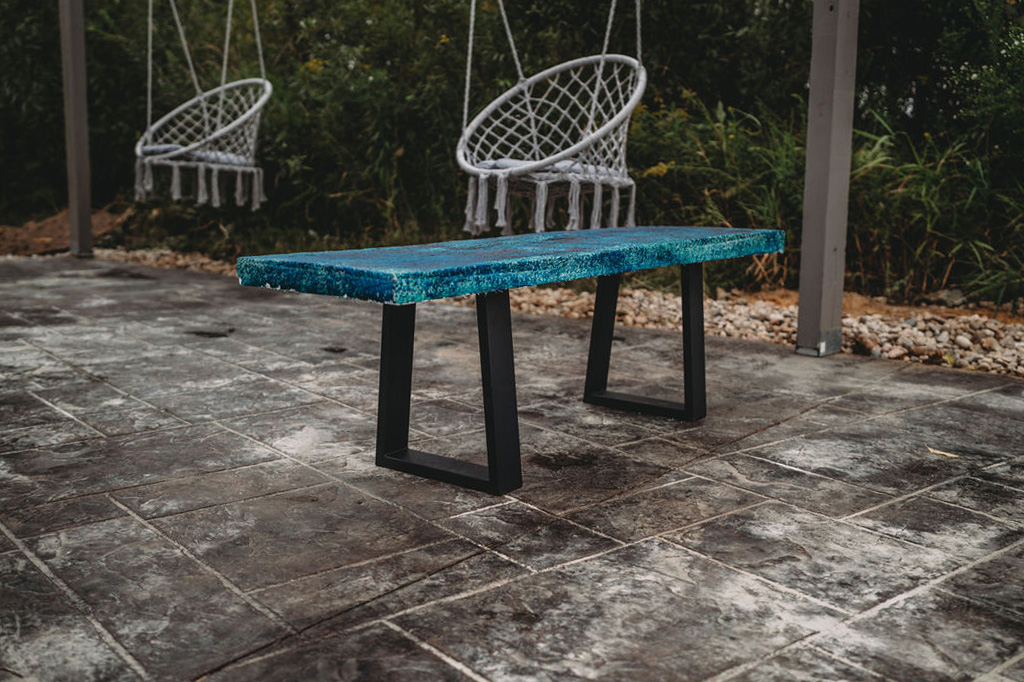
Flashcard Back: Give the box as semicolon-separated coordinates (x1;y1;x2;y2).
382;620;494;682
697;452;900;504
829;534;1024;627
24;390;107;437
842;480;1020;526
181;340;386;419
932;586;1024;625
0;518;152;681
105;495;296;634
21;338;195;427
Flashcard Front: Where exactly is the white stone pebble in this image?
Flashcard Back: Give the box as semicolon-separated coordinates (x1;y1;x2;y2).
483;286;1024;379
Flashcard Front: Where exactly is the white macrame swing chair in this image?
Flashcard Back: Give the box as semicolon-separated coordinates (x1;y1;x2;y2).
134;0;272;211
457;0;646;235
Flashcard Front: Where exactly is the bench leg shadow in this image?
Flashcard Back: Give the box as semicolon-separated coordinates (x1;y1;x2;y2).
375;290;523;495
583;265;707;422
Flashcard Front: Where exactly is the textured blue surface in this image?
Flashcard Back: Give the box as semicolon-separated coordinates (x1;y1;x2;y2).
237;226;784;305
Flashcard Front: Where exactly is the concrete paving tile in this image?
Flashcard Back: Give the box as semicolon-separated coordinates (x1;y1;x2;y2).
0;390;67;429
947;385;1024;424
928;478;1024;523
508;425;671;514
206;621;473;682
76;403;187;436
815;588;1024;682
944;542;1024;619
0;493;124;538
263;362;381;410
31;380;134;413
849;496;1024;561
0;424;279;510
894;362;1014;394
439;501;558;547
827;378;979;415
192;340;318;375
519;400;663;446
751;421;1004;496
0;550;141;682
393;540;843;682
874;402;1024;462
567;476;764;541
152;483;452;591
685;454;892;517
407;398;486;438
440;500;620;569
615;436;707;468
978;457;1024;490
312;550;526;632
29;518;286;680
0;419;101;454
251;538;485;629
84;349;252;398
329;462;502;520
148;375;323;422
723;646;885;681
222;401;378;464
493;518;621;570
112;459;330;519
671;502;957;611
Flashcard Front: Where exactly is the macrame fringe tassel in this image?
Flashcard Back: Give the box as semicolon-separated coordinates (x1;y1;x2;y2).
143;162;155;194
474;174;490;234
170;165;182;201
566;179;582;231
609;186;621;228
533;181;549;233
495;174;510;234
463;176;478;233
250;169;264;211
626;183;637;227
196;164;208;205
235;170;247;207
211;167;221;208
590;182;603;229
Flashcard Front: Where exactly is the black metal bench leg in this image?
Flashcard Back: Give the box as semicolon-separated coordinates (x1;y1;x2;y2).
583;265;706;421
375;293;522;494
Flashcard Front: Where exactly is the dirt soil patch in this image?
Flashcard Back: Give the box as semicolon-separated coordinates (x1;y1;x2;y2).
0;209;124;256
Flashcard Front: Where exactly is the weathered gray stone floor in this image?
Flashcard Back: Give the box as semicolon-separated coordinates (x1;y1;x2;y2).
2;255;1024;682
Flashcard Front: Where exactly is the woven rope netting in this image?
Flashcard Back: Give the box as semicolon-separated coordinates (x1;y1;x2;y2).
135;0;271;210
458;0;646;235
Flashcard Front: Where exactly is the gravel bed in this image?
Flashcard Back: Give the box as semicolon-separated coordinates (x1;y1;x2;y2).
83;248;1024;379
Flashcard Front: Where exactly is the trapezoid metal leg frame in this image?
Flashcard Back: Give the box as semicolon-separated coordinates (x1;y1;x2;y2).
375;291;522;494
583;265;707;421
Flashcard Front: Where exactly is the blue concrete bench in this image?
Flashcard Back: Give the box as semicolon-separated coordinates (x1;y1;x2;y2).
238;225;784;494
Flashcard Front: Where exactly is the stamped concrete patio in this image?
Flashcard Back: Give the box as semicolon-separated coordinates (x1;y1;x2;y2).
2;254;1024;681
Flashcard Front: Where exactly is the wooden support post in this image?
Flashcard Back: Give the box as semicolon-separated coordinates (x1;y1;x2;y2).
59;0;93;257
796;0;859;356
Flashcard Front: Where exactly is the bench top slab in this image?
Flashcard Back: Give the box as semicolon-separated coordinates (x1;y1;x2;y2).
237;225;784;305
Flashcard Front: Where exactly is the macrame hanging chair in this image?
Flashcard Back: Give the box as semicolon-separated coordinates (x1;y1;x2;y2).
457;0;646;235
134;0;272;211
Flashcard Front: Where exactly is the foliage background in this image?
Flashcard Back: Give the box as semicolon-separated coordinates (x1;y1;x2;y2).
1;0;1022;301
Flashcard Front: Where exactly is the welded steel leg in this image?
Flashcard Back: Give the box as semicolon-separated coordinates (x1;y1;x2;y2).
681;263;707;421
477;290;523;493
583;266;706;421
375;294;521;494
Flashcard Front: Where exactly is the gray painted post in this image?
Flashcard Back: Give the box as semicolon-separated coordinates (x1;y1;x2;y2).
59;0;93;257
796;0;859;356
